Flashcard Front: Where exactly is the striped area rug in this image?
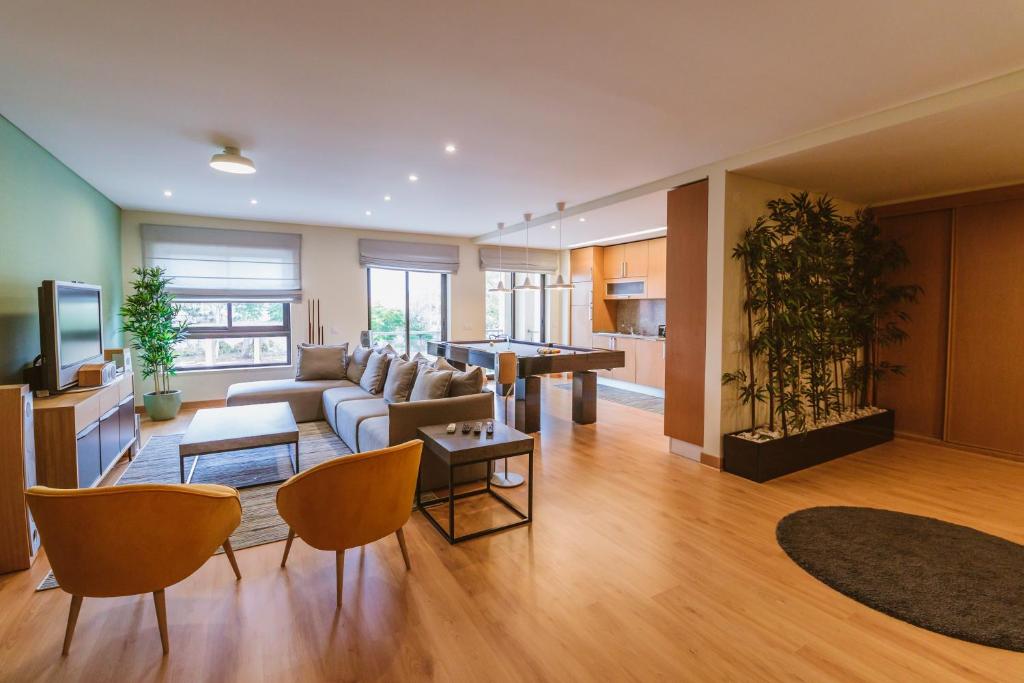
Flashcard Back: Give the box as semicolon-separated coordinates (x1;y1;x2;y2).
37;421;351;591
554;382;664;415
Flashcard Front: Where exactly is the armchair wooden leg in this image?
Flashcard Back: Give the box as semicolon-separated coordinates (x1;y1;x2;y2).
153;589;169;655
281;528;295;567
335;550;345;609
396;528;411;570
222;539;242;580
62;595;83;656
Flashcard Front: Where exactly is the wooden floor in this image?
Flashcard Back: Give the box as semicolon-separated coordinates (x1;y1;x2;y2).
1;380;1023;681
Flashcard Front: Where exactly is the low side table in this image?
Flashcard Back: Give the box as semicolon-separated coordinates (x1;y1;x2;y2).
415;422;534;544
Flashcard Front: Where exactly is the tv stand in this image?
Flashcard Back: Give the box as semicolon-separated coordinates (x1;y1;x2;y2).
33;371;136;488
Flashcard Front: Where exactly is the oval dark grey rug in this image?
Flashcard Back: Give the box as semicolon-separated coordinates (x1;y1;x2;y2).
776;506;1024;652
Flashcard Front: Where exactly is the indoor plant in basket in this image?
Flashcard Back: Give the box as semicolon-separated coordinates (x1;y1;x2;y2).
120;266;189;420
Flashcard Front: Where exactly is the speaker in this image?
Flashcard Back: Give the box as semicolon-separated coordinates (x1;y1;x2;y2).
0;385;40;573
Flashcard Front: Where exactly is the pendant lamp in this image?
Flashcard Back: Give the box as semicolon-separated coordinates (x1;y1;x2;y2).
513;213;540;291
546;201;574;290
487;222;512;294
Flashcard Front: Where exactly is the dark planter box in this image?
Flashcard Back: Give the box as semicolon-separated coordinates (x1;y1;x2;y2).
722;409;894;483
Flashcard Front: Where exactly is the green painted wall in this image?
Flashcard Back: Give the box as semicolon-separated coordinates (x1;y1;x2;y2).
0;115;122;384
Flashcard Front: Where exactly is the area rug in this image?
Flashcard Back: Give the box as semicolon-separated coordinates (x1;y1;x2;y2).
776;506;1024;652
37;421;350;591
554;382;664;415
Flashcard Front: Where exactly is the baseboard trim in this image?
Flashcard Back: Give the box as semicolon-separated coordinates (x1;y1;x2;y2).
700;452;721;469
135;399;225;414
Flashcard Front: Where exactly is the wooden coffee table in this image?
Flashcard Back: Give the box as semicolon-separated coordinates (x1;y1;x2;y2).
178;402;299;487
415;421;534;543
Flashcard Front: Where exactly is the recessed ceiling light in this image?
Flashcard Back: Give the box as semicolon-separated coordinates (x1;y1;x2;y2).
444;143;457;154
250;199;258;205
579;217;587;222
550;224;558;230
163;190;173;197
209;146;256;174
384;195;392;201
408;174;419;182
365;210;372;216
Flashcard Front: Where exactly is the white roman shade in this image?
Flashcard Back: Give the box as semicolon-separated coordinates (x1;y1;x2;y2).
141;224;303;301
358;238;460;273
478;246;558;274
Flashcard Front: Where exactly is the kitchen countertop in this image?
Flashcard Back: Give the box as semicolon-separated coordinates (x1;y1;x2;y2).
593;331;665;341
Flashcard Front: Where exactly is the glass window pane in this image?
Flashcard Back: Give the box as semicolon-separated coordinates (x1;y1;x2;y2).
213;337;255;366
257;336;288;364
485;271;511;338
408;271;443;354
232;302;285;327
369;268;408;354
177;302;228;327
514;273;543;342
175;338;211;368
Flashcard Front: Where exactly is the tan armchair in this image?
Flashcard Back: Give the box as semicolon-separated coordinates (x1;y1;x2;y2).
25;483;242;656
276;440;422;608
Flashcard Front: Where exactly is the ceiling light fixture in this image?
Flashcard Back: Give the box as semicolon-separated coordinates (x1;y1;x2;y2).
487;222;512;295
513;213;540;292
579;217;586;222
209;146;256;174
546;202;574;291
250;198;258;205
163;190;173;197
384;195;392;201
408;174;419;182
444;143;457;154
365;210;372;216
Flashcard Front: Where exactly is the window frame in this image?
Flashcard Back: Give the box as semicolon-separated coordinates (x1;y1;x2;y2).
175;301;292;372
509;272;547;343
366;268;449;352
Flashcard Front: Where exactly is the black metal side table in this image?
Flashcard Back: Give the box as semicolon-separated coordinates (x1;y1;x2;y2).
415;422;534;544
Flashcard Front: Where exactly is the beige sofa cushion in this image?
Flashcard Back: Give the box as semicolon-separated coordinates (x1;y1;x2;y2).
359;351;391;393
295;343;348;380
335;398;389;451
356;416;390;453
322;385;377;433
382;356;418;403
226;378;354;422
409;366;452;401
346;346;373;384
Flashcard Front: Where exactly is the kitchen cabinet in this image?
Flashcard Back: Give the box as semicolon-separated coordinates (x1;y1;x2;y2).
571;307;593;348
647;237;667;299
603;245;625;279
592;335;637;383
625;241;649;277
605;279;647;299
570;247;597;283
635;339;666;389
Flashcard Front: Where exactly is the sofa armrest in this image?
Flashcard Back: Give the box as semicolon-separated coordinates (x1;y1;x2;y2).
387;392;495;446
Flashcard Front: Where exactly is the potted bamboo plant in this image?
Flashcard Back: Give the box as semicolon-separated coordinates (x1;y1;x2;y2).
721;193;919;482
120;266;189;420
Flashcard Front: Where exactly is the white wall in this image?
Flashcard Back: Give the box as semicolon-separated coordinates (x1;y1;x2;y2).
122;211;486;403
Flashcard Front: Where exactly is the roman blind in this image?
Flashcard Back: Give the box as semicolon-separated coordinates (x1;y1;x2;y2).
358;239;460;273
478;246;558;273
141;224;303;301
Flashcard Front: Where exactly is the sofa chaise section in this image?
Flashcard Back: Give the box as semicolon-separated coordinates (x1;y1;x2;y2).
225;378;354;422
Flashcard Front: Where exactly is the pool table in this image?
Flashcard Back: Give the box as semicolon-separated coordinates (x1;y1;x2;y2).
427;339;625;433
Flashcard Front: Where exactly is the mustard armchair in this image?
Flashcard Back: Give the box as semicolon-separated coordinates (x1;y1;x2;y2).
25;483;242;656
276;440;422;608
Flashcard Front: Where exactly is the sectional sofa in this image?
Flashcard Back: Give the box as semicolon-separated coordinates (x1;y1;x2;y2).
224;349;493;489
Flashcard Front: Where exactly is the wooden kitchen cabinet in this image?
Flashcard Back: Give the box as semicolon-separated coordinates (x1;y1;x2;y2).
571;306;593;348
647;237;667;299
625;241;649;277
610;336;637;383
570;247;597;283
635;339;665;389
603;245;625;279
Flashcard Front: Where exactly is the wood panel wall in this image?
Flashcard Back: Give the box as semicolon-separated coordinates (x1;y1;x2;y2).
664;180;708;444
877;210;952;439
945;199;1024;455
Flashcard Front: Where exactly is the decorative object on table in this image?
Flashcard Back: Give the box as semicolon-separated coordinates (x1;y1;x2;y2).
512;213;540;291
306;297;324;344
721;195;919;481
536;347;561;355
777;506;1024;653
416;422;534;544
120;266;189;420
545;201;574;290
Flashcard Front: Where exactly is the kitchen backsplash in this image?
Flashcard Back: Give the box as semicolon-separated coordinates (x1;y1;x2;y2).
615;299;666;336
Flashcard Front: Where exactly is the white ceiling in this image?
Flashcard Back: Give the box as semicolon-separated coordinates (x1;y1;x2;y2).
3;1;1024;240
735;88;1024;205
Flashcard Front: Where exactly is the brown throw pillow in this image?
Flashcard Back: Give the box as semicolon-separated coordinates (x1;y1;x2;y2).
346;346;373;383
448;365;485;397
295;343;348;380
382;356;418;403
433;357;456;371
359;351;391;394
409;366;453;401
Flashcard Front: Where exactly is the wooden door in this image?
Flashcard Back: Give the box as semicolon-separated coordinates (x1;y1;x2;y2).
603;245;625;280
625;241;649;278
646;238;667;299
664;180;708;444
612;337;637;383
635;339;665;389
945;200;1024;455
571;306;593;348
570;248;595;283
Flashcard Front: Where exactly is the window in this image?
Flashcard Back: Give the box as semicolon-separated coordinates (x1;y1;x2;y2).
484;271;546;342
367;268;447;354
174;301;291;370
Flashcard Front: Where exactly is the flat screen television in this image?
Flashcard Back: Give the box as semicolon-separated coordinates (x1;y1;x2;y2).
38;280;104;391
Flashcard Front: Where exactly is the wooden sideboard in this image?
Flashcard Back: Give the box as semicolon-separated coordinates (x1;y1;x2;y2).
33;372;137;488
